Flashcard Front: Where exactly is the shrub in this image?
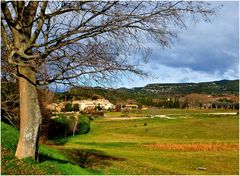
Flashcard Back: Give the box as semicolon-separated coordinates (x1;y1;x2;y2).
95;104;102;111
54;115;70;126
72;104;79;112
65;103;72;112
60;108;66;112
45;114;91;140
47;115;70;139
76;115;90;134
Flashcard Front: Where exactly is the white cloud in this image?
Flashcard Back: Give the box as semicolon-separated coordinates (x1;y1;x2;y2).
117;63;238;88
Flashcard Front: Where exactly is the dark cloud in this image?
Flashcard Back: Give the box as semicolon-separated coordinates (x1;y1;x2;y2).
116;1;239;88
148;1;239;77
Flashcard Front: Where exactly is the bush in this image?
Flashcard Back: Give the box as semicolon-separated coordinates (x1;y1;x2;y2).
54;115;70;127
76;115;90;134
47;115;70;139
72;104;79;112
45;114;91;140
65;103;72;112
60;108;66;112
95;104;102;111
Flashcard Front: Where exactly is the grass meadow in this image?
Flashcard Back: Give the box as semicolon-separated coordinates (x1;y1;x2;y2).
1;109;239;175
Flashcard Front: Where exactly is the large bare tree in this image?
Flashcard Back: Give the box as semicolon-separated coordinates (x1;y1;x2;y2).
1;1;216;160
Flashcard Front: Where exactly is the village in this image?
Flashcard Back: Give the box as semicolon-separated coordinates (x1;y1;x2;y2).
1;1;239;175
47;98;140;114
47;93;239;116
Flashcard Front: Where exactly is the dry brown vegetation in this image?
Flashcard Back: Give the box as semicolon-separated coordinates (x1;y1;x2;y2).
141;143;239;151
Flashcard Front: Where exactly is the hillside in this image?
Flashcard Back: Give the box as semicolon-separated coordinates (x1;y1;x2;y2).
1;122;100;175
57;79;239;104
140;79;239;95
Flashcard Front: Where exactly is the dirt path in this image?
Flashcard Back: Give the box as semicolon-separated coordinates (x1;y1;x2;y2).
104;112;238;120
103;114;176;120
103;116;149;120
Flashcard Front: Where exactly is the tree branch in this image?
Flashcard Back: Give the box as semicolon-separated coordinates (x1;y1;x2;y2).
1;1;15;27
1;21;12;49
27;1;48;46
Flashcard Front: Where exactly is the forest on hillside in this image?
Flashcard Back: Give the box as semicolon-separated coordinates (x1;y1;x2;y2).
54;79;239;109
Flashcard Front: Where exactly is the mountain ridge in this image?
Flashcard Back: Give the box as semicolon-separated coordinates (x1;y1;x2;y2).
57;79;239;104
135;79;238;88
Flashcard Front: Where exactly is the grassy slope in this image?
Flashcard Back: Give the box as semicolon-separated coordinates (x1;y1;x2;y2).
59;112;239;175
1;122;101;175
1;109;239;175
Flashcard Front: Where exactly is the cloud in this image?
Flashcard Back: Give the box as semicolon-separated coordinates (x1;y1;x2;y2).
117;2;239;88
117;63;238;88
146;1;239;78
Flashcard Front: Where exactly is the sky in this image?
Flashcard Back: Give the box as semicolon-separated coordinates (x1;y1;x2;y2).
116;1;239;88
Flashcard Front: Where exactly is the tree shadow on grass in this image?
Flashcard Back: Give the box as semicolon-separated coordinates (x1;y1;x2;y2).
62;149;125;168
38;153;72;164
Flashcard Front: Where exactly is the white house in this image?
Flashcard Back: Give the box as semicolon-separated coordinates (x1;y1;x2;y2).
72;99;114;111
48;98;114;112
94;99;115;110
47;102;66;112
78;100;95;111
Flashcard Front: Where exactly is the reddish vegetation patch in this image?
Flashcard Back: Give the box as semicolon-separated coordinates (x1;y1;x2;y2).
141;143;239;151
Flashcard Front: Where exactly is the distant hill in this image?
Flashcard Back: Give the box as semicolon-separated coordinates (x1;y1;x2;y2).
140;79;239;95
56;79;239;104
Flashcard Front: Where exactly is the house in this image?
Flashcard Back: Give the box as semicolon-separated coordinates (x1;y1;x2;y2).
73;99;114;111
48;98;114;112
47;102;65;112
78;100;95;111
94;99;115;110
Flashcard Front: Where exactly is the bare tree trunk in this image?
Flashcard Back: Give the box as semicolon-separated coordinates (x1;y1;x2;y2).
73;116;78;136
15;66;42;160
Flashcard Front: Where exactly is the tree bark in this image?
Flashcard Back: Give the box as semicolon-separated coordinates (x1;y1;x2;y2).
15;66;42;160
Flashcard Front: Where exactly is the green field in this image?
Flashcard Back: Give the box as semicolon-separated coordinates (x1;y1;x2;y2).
1;109;239;175
57;110;239;175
